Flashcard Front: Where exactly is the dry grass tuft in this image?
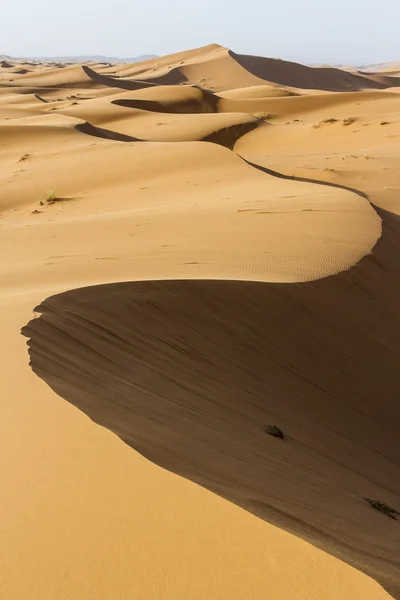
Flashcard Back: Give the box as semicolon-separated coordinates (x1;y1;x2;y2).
39;191;59;205
265;425;284;439
365;498;400;520
342;117;358;126
254;112;274;121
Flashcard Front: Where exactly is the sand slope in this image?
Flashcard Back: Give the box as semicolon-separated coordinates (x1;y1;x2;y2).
1;44;399;600
23;207;400;596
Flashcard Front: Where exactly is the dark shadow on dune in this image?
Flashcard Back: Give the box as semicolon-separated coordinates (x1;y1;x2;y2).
141;67;188;87
22;206;400;598
112;88;220;114
82;65;188;91
199;87;221;111
112;98;199;114
229;50;400;92
75;122;143;142
82;65;157;91
13;68;31;75
34;94;48;103
239;156;369;200
75;119;259;149
359;72;400;88
203;121;259;149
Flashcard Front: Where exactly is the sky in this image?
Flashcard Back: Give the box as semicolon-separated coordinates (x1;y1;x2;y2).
1;0;399;65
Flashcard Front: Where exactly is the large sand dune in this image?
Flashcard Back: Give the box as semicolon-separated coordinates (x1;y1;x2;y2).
1;45;399;600
23;206;400;597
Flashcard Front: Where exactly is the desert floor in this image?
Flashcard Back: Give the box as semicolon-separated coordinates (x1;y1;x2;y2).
1;45;399;599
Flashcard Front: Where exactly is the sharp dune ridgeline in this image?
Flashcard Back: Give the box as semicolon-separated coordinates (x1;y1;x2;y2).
1;43;400;600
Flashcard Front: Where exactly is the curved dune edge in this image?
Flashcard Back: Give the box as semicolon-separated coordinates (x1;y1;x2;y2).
111;85;220;113
135;66;188;86
82;64;158;90
228;50;400;92
75;121;143;142
22;207;400;599
112;96;212;114
57;125;385;281
75;117;260;148
82;64;188;90
218;84;300;98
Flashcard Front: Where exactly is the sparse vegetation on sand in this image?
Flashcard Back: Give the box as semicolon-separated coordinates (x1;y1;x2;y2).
254;112;273;121
342;117;357;126
265;425;285;439
365;498;400;520
39;191;59;205
321;118;339;124
313;118;339;128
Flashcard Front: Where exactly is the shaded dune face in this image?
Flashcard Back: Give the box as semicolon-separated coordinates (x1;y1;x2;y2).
75;119;259;148
82;64;188;90
111;88;220;114
23;207;400;599
228;50;400;92
81;65;157;90
75;121;143;142
112;97;210;114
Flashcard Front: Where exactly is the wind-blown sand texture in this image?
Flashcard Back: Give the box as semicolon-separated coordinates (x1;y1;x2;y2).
1;44;400;600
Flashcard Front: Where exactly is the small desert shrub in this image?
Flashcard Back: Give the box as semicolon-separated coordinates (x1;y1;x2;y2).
40;191;58;205
313;117;339;129
265;425;284;439
342;117;357;126
254;112;273;121
19;153;30;162
380;121;390;126
365;498;400;520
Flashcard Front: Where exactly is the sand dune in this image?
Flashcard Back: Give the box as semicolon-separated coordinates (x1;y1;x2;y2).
234;91;400;213
6;63;107;89
1;44;399;600
75;109;260;145
83;45;400;93
82;63;159;90
111;85;219;113
23;205;400;597
219;84;299;98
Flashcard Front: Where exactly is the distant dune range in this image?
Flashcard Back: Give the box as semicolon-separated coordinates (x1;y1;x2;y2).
1;43;400;600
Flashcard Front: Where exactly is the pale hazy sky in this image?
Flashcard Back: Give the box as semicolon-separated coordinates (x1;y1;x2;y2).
1;0;399;65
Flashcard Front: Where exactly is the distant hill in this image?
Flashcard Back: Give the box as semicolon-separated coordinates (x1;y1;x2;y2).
1;54;157;64
358;61;400;73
